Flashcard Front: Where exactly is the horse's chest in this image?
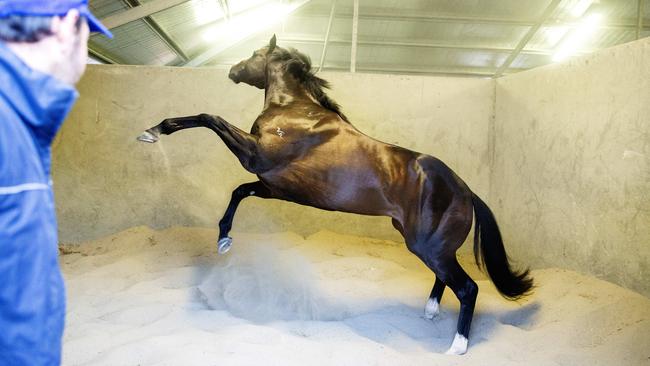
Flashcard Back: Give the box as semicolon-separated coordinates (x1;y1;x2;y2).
257;127;300;152
255;121;317;157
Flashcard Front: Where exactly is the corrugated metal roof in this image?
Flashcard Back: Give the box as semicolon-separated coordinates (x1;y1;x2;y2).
88;0;650;77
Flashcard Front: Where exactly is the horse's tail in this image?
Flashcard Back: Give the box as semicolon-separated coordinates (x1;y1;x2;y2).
471;193;533;300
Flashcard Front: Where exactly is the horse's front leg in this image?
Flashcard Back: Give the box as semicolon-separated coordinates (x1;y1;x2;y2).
137;115;204;143
138;115;277;253
138;114;272;173
217;181;273;253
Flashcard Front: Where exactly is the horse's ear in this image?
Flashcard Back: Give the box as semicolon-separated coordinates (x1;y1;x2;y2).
269;34;277;52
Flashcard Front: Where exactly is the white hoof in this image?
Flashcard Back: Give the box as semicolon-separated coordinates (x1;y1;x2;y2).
424;298;440;319
444;333;468;355
217;237;233;254
137;130;159;143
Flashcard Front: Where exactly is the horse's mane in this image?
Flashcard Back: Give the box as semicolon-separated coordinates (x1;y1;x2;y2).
271;48;349;123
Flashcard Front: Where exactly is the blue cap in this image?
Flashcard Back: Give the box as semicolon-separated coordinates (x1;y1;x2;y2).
0;0;113;39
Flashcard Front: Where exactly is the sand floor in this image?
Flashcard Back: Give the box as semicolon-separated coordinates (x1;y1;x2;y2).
59;226;650;366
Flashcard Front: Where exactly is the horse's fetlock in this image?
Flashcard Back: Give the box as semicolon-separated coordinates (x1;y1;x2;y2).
198;113;214;123
234;186;250;198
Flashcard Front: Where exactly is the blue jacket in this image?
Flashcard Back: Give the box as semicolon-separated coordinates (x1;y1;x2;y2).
0;42;77;365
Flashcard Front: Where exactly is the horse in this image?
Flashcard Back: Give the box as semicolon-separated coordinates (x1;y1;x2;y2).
137;34;533;355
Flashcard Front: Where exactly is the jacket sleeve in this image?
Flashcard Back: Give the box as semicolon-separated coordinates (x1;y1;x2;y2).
0;107;65;365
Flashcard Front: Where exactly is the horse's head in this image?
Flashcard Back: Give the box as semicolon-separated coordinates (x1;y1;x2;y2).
228;34;277;89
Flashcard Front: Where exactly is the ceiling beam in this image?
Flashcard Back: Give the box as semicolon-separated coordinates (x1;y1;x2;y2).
353;39;549;55
637;0;645;39
271;36;563;56
88;47;119;64
219;0;231;20
318;0;337;72
494;0;562;77
145;19;189;63
344;64;499;77
350;0;359;72
297;9;650;31
101;0;191;29
120;0;188;63
211;61;502;77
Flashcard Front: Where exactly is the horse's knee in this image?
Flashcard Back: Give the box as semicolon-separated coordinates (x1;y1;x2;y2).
233;184;253;199
198;113;215;123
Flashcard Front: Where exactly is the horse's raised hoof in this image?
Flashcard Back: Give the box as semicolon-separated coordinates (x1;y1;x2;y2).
444;333;468;355
424;298;440;319
137;130;159;143
217;236;233;254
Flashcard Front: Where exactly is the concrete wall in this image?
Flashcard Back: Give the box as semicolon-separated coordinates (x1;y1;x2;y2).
53;67;492;245
492;38;650;296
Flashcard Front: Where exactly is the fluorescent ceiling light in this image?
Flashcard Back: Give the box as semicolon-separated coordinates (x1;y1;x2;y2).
545;26;570;46
201;1;299;43
192;0;225;26
553;13;602;62
229;0;268;13
570;0;594;17
193;0;269;28
202;25;222;42
187;0;309;67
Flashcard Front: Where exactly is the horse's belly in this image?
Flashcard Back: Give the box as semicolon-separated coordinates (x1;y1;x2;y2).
259;161;396;217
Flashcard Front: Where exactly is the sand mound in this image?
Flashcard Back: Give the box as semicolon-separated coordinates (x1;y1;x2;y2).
60;226;650;366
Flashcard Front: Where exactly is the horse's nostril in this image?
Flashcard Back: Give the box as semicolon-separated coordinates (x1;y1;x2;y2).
229;71;240;83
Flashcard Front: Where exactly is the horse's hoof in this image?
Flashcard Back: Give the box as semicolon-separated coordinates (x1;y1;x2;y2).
217;237;233;254
424;298;440;319
444;333;468;355
137;130;159;143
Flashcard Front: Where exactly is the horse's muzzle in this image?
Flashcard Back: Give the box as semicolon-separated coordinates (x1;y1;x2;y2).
228;71;241;84
229;62;245;84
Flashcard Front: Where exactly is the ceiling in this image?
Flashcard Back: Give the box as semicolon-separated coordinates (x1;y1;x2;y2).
87;0;650;77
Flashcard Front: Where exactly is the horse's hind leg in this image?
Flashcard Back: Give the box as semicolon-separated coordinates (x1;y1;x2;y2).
217;181;273;253
413;244;477;355
394;217;446;320
406;198;476;355
435;256;478;355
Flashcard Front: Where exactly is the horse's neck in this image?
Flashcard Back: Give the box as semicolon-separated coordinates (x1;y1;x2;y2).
264;72;314;109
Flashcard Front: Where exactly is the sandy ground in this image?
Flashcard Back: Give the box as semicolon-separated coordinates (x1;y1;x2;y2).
59;226;650;366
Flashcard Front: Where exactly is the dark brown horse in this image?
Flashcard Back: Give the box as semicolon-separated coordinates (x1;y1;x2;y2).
137;35;533;355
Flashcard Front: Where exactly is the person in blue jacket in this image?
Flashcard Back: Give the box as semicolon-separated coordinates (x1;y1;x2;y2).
0;1;112;365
